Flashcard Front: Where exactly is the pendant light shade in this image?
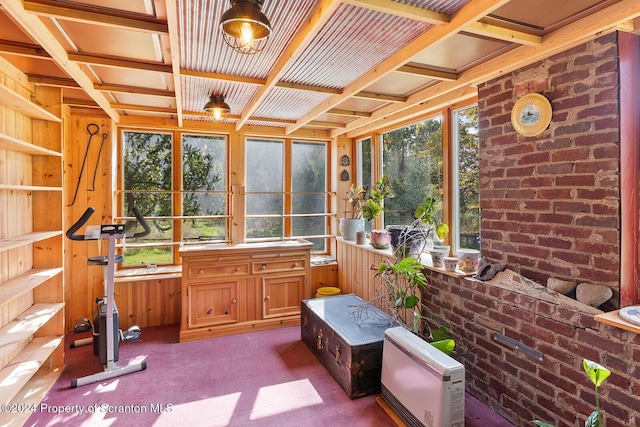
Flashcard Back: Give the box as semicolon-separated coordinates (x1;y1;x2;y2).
220;0;272;54
204;95;231;121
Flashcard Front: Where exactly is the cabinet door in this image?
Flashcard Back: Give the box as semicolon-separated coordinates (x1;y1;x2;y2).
188;280;239;328
262;274;305;318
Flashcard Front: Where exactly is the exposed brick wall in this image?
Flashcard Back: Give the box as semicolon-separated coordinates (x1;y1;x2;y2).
478;32;621;306
420;271;640;427
416;33;640;426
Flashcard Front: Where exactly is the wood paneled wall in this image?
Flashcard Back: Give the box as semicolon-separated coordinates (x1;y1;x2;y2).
64;112;115;328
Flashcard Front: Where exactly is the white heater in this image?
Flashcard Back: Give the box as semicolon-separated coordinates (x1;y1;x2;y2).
381;326;465;427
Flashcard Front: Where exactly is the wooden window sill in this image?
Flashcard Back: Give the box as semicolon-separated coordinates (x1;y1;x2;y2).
594;309;640;334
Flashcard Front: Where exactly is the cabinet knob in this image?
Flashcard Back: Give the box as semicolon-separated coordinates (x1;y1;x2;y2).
198;269;204;274
261;264;267;270
264;295;270;302
235;267;240;272
231;298;237;304
293;262;299;268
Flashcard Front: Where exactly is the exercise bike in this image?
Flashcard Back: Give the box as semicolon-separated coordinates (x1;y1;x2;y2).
66;206;151;388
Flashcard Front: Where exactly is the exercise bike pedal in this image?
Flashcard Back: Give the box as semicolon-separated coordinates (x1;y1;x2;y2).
73;317;92;334
121;325;142;342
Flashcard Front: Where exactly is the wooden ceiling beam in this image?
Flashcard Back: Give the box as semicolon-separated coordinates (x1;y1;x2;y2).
287;0;511;134
327;109;371;118
22;0;168;34
235;0;344;130
95;83;175;98
68;52;173;73
465;19;542;46
0;0;119;122
396;64;458;81
342;0;449;25
111;103;176;114
276;81;342;95
164;0;182;126
28;74;79;88
335;0;640;137
352;92;406;103
181;68;266;86
0;39;50;58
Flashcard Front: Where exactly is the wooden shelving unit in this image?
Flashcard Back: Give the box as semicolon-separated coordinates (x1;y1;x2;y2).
0;65;64;426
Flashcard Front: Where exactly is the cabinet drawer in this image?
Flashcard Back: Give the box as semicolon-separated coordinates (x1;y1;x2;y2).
187;263;250;280
252;258;306;274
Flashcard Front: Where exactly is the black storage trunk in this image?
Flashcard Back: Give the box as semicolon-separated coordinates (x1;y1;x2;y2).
301;294;397;399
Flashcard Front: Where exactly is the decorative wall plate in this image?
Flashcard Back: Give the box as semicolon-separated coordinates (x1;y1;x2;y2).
511;93;552;137
619;306;640;326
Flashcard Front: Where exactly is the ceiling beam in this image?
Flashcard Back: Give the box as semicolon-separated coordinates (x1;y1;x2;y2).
111;103;176;114
28;74;79;88
95;83;175;98
396;64;458;81
327;109;371;118
164;0;182;126
287;0;511;134
0;39;50;58
235;0;344;130
345;86;477;138
335;0;640;137
181;68;266;86
465;19;542;46
68;52;173;73
0;0;119;122
342;0;449;25
276;81;342;95
352;92;406;103
22;0;168;34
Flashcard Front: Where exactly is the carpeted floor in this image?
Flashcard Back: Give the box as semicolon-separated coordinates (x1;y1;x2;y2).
26;324;512;426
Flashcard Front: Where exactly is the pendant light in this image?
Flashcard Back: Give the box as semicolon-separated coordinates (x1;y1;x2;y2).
220;0;272;54
204;95;231;121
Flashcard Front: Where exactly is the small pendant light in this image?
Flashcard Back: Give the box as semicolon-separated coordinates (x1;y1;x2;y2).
204;95;231;121
220;0;272;54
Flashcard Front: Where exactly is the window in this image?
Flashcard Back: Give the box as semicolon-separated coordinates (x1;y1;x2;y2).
357;136;372;189
121;130;229;266
245;137;329;252
452;105;480;251
381;116;444;227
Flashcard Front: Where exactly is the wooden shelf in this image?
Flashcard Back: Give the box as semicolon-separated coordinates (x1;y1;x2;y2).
0;363;64;426
0;184;62;192
0;335;63;405
0;231;62;253
0;303;64;369
0;83;60;122
0;132;61;157
0;268;63;305
594;309;640;334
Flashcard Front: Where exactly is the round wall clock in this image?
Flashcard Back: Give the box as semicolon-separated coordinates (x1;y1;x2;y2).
511;93;552;137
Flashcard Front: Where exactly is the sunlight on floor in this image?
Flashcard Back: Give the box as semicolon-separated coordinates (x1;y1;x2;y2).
153;392;241;427
250;379;323;420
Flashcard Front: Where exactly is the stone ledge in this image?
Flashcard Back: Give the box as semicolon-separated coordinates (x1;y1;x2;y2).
475;268;603;315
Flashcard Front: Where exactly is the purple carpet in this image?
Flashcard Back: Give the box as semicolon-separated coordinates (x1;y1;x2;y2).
26;324;512;426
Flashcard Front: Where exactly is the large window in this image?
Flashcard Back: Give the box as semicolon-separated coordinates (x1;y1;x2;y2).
452;105;480;250
381;116;444;227
245;138;329;252
121;131;228;265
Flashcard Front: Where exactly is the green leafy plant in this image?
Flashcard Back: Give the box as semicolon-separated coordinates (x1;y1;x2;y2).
375;256;455;355
533;359;611;427
414;197;447;240
345;176;394;220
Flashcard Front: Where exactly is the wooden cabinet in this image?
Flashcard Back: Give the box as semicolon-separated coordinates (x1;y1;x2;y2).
0;64;64;426
179;240;312;342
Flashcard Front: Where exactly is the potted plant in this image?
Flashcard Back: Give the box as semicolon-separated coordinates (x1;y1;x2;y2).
340;176;394;241
374;256;456;355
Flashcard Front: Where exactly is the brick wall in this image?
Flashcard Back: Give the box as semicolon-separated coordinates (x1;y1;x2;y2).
478;32;621;306
418;33;640;426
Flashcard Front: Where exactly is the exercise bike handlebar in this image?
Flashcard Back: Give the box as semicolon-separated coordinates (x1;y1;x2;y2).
66;207;151;240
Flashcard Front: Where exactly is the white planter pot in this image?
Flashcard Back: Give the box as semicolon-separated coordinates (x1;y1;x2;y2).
339;218;365;241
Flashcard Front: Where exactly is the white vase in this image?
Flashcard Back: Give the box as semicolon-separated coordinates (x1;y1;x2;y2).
339;218;365;241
